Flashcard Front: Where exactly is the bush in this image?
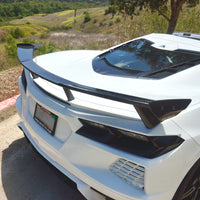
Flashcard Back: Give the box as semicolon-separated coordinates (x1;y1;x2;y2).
105;6;116;17
31;31;37;35
109;21;114;26
1;37;6;42
93;19;98;24
22;38;36;43
37;42;56;55
84;11;91;23
104;8;109;15
10;28;25;39
40;32;49;39
99;21;106;27
62;25;73;30
115;17;121;23
5;34;17;57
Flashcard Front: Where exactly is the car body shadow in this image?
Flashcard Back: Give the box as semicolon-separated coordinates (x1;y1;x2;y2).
1;137;86;200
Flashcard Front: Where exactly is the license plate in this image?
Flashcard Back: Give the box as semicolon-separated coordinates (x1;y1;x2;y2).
34;104;57;136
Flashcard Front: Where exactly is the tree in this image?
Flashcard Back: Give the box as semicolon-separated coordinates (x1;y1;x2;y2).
109;0;199;34
105;5;117;18
5;34;17;57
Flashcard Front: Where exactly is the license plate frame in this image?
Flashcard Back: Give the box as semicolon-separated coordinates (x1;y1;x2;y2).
34;103;57;136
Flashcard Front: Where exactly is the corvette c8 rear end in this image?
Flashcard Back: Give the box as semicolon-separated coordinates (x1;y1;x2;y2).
16;33;200;200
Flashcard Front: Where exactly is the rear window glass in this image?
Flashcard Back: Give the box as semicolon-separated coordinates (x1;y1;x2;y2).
92;39;200;78
104;39;199;73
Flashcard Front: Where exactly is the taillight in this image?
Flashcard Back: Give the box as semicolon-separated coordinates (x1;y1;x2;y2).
77;119;184;159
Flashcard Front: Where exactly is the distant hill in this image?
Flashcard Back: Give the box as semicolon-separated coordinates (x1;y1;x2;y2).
0;0;108;21
10;7;120;35
0;0;107;3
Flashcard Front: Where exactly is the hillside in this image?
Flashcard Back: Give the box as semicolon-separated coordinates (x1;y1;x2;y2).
1;3;200;103
0;4;200;72
11;7;106;31
0;0;108;21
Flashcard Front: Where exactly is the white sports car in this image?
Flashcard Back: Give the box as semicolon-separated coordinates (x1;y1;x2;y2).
16;33;200;200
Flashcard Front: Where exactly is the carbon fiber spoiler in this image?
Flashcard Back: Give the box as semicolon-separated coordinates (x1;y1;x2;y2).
17;43;191;129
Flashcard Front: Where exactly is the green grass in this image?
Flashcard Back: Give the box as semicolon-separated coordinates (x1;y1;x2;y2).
58;10;74;17
176;5;200;33
0;24;48;40
0;45;19;72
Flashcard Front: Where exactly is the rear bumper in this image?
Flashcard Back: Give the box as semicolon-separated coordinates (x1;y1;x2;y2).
16;73;200;200
17;121;106;200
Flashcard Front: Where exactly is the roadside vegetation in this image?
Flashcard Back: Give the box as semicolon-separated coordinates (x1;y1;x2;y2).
109;0;199;34
0;1;200;72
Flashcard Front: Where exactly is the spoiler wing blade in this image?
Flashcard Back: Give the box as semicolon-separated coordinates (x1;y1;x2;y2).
17;43;191;129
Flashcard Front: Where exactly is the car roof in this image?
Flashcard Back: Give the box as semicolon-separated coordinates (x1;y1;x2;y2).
142;33;200;53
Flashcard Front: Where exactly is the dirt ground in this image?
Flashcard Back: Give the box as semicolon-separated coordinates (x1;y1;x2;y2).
0;105;18;122
0;67;22;102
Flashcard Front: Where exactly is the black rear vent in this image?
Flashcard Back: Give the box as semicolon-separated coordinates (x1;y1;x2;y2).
77;119;184;158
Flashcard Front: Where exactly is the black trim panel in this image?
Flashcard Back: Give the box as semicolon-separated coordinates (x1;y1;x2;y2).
77;119;185;158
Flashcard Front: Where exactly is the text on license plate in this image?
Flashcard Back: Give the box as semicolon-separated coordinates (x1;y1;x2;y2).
34;103;57;136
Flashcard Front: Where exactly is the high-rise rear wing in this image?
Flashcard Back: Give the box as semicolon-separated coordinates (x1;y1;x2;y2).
17;43;191;129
